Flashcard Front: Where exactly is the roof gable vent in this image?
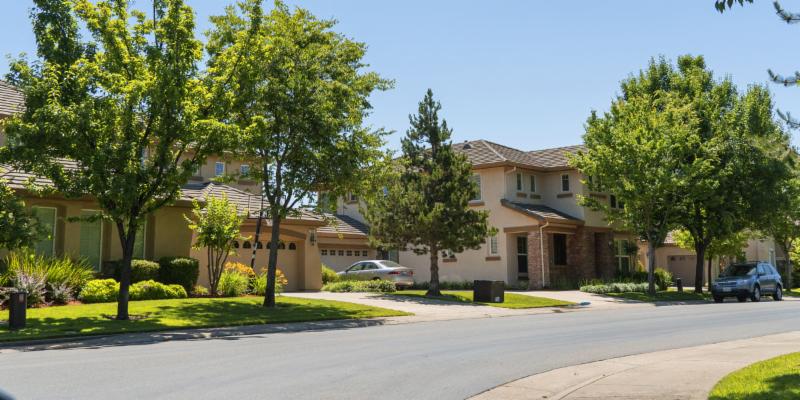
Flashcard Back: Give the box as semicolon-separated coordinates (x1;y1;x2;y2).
462;141;472;150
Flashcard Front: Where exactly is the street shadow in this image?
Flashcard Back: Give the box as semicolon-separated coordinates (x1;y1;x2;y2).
0;299;392;352
708;372;800;400
376;293;487;307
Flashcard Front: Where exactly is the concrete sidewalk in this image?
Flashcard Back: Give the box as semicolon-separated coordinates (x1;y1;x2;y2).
472;331;800;400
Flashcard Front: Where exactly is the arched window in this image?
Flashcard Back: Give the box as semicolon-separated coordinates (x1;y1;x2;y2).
288;243;297;250
233;241;239;249
243;241;252;249
278;242;286;250
256;241;263;249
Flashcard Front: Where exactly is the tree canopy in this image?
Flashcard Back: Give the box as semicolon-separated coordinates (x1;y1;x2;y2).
0;178;41;251
205;0;391;307
365;90;493;296
1;0;229;319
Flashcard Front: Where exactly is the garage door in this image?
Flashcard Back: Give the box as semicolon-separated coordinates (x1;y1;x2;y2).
667;255;698;286
192;240;302;291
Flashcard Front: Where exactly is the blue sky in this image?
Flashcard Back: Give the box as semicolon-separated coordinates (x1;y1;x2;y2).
1;1;798;150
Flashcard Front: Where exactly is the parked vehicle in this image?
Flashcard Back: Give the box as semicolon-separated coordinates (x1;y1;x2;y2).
711;262;783;303
337;260;414;288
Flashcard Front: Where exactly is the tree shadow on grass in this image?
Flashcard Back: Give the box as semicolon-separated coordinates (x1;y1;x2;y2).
0;298;393;352
377;293;484;307
709;373;800;400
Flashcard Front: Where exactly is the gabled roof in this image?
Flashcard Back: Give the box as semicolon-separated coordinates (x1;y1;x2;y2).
452;140;584;170
500;199;583;224
0;81;24;117
317;214;369;237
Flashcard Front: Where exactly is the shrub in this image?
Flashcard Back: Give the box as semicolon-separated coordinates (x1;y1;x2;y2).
192;285;210;296
130;280;187;300
158;257;200;293
49;282;74;305
42;256;95;290
102;259;160;283
654;268;673;291
217;270;250;297
79;279;119;303
321;264;339;284
411;280;474;290
252;269;288;295
579;282;649;294
548;275;579;290
2;251;94;306
224;261;256;279
322;279;396;293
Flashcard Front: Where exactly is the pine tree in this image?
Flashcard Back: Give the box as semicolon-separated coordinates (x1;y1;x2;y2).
366;90;493;297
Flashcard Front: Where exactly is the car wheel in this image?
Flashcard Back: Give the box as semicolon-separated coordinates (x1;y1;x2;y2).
774;285;783;301
737;296;747;302
750;286;761;302
713;296;724;303
372;277;381;281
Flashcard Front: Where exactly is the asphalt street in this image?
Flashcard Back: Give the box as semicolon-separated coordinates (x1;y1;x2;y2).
1;300;799;400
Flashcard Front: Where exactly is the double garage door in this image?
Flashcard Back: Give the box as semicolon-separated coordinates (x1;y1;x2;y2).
667;255;702;287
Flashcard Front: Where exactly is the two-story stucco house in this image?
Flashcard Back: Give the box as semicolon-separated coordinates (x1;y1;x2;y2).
331;139;639;289
0;81;333;291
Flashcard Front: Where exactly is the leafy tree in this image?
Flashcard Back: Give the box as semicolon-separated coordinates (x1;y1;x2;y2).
205;0;390;307
185;194;246;295
761;174;800;289
365;90;493;297
571;58;696;295
0;178;41;250
1;0;228;319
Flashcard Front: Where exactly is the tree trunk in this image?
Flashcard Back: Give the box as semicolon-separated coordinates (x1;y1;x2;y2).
115;220;138;321
781;243;793;290
694;242;706;293
427;246;441;297
647;241;656;295
263;214;282;308
707;256;713;291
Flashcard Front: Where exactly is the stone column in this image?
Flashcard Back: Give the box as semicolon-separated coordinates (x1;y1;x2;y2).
568;227;596;282
595;231;616;279
527;230;549;289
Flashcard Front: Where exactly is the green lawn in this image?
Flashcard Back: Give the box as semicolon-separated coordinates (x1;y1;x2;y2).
785;289;800;298
709;352;800;400
391;290;574;309
604;290;709;302
0;296;410;343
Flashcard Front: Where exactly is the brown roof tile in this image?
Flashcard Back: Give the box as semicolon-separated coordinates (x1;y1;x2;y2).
500;199;582;223
317;214;369;237
0;81;24;117
453;140;584;170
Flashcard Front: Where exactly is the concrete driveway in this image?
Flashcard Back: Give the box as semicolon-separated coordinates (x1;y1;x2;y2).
285;291;573;322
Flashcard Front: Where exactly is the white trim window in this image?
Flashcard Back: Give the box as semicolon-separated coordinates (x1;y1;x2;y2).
561;174;570;192
79;210;104;271
471;174;482;201
215;161;225;177
487;235;499;256
32;206;57;257
240;164;250;177
529;175;536;193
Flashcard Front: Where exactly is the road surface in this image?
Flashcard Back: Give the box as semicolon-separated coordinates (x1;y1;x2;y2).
1;300;799;399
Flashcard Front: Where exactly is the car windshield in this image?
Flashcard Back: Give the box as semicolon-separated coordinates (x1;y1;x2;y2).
378;260;404;269
721;264;757;277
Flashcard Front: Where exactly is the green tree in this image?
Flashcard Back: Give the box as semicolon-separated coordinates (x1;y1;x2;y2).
571;58;696;295
673;229;751;285
761;174;800;289
1;0;228;319
0;178;41;250
186;194;246;295
205;0;390;307
365;90;493;297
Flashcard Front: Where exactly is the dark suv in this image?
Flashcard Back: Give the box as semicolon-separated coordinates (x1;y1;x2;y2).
711;262;783;303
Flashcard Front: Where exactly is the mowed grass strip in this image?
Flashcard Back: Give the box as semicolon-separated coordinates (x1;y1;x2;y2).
0;296;410;342
709;352;800;400
391;290;574;309
604;290;709;302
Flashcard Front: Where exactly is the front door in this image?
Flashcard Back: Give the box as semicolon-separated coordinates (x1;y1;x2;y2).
517;236;528;279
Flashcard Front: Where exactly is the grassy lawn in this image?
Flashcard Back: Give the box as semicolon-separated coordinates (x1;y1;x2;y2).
391;290;574;309
0;296;410;343
784;289;800;298
604;290;709;302
709;352;800;400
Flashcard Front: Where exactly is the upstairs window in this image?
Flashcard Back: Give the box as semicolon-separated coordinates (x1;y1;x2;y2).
561;174;570;192
215;162;225;177
529;175;537;193
240;164;250;177
471;174;482;201
516;173;522;191
610;195;625;209
487;235;499;256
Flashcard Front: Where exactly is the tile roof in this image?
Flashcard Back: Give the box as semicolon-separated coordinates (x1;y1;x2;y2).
180;181;322;222
500;199;582;223
452;140;584;170
0;81;24;117
317;214;369;237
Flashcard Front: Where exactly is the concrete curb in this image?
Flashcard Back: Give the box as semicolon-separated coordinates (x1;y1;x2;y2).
471;331;800;400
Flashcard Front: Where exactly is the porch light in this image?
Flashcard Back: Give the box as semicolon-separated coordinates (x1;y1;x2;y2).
309;230;317;246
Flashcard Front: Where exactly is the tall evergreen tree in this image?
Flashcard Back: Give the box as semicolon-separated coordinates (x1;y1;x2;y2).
366;90;493;297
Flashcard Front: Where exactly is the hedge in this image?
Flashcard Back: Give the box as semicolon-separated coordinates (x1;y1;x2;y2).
158;257;199;293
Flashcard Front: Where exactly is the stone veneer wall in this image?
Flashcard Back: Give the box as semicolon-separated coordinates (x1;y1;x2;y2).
527;227;618;289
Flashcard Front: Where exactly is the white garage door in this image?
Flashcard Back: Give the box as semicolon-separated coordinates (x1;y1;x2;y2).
667;255;699;286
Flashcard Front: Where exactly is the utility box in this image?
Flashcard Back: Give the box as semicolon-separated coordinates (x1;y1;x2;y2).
473;280;504;303
8;290;27;330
